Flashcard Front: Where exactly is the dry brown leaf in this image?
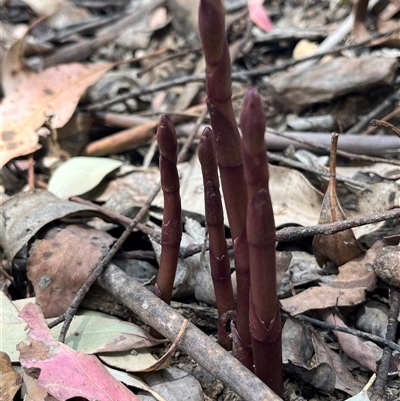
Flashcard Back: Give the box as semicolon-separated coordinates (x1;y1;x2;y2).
352;0;371;43
0;352;22;401
313;135;363;266
1;62;113;167
321;240;381;291
310;323;365;395
280;286;366;316
2;25;36;95
27;224;115;317
319;310;377;373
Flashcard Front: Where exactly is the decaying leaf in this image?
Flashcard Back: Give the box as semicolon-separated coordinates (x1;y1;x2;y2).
18;303;141;401
22;370;56;401
1;62;113;167
27;224;115;317
320;240;380;291
0;189;113;264
280;286;366;316
283;317;364;395
313;134;363;266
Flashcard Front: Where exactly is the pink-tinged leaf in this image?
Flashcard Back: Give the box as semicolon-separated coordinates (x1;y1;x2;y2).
248;0;274;32
17;303;140;401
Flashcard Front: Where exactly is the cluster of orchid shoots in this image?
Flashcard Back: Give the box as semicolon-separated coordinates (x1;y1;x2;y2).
152;0;283;397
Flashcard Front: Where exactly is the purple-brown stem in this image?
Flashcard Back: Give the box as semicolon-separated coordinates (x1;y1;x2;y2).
199;0;252;368
240;88;283;396
153;115;182;307
198;127;235;350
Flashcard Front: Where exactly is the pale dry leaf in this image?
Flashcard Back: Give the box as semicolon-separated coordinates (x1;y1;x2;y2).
292;39;318;59
48;156;123;199
178;158;323;228
105;366;168;401
1;62;113;167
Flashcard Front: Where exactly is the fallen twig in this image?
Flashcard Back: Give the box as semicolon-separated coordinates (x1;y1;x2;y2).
293;314;400;352
371;288;400;401
276;208;400;242
98;262;283;401
346;89;400;134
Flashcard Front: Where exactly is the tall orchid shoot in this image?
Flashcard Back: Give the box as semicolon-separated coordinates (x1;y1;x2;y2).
153;115;182;309
199;127;235;351
241;88;283;397
199;0;252;369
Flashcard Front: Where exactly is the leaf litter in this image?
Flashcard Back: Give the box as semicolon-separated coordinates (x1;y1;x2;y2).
1;0;400;400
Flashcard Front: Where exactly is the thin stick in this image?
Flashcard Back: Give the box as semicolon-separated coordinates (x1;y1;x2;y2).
370;119;400;138
346;89;400;134
267;130;400;166
371;288;400;401
276;207;400;242
293;314;400;352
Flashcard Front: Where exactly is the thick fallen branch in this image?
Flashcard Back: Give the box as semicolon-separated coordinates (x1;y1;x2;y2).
97;263;282;401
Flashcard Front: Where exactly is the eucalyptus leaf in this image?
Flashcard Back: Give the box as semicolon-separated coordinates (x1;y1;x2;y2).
48;156;123;198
